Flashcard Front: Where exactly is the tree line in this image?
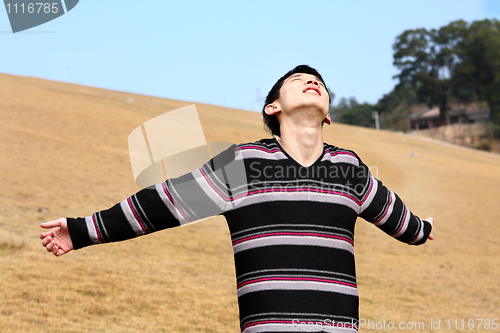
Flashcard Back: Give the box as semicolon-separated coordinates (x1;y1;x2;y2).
329;19;500;137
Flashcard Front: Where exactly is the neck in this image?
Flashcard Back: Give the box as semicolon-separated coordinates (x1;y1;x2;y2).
277;115;324;167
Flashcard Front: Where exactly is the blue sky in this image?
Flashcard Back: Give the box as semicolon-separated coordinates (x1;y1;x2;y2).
1;0;499;112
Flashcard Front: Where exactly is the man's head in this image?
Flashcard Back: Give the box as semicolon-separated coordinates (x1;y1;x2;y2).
262;65;331;137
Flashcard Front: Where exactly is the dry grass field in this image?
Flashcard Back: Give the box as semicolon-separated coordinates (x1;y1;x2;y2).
1;73;499;332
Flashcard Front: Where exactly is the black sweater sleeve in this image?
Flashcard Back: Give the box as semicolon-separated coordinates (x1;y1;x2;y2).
67;144;242;250
356;158;432;245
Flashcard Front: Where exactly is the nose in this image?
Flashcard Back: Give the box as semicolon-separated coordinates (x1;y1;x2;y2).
306;79;320;87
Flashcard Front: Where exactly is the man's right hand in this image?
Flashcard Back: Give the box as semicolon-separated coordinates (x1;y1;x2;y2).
40;218;74;256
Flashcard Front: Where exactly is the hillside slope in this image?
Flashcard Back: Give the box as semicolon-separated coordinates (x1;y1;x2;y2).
1;73;499;332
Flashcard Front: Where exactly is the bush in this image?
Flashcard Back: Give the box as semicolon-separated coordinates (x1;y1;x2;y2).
477;138;494;151
489;123;500;139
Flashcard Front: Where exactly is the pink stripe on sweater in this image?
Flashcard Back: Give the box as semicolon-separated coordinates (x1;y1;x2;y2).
392;206;409;236
241;320;292;332
359;176;374;205
235;146;281;153
237;277;357;289
199;167;232;200
241;319;357;332
127;197;147;232
162;182;189;220
373;191;393;224
92;214;103;244
232;232;353;246
234;187;361;204
326;150;357;158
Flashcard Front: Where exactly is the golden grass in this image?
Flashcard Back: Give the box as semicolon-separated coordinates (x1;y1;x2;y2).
1;73;499;332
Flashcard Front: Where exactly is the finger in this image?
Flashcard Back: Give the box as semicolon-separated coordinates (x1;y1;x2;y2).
52;245;59;255
46;241;56;252
428;233;434;240
40;230;56;242
40;219;62;229
54;248;64;257
40;230;53;238
42;236;53;247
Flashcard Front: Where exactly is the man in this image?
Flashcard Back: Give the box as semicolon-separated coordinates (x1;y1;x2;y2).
41;65;433;332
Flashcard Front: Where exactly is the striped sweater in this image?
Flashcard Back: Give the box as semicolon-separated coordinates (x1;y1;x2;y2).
67;138;432;333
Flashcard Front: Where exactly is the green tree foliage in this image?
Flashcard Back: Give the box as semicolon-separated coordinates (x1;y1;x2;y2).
375;85;417;131
340;103;376;128
452;19;500;127
329;97;376;128
392;23;467;123
329;97;358;122
385;19;500;135
332;19;500;134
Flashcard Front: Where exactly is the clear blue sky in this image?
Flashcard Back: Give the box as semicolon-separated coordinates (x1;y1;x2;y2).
1;0;499;112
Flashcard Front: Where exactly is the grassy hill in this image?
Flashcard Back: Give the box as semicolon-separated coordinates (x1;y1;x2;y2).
1;73;499;332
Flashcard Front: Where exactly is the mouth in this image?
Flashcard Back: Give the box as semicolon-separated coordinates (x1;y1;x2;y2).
303;87;321;96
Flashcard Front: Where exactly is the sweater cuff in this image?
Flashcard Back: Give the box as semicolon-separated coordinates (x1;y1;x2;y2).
413;220;432;245
67;217;93;250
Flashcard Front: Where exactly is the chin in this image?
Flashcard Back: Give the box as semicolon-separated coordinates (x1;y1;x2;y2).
305;102;329;115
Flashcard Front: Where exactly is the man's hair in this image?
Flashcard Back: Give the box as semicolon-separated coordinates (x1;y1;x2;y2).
262;65;330;137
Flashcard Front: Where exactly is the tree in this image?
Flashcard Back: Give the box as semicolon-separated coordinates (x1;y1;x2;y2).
392;19;500;134
330;19;500;134
392;25;462;124
453;19;500;130
375;85;417;131
339;101;376;128
329;96;358;123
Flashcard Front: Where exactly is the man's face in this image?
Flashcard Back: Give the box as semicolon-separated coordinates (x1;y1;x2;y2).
276;73;330;117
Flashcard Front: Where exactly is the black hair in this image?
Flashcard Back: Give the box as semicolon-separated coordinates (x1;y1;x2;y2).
262;65;330;137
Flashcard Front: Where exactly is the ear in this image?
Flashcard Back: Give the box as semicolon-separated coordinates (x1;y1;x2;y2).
264;103;281;116
323;113;331;125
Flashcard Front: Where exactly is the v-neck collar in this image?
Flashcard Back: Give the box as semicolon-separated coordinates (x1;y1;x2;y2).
273;137;326;168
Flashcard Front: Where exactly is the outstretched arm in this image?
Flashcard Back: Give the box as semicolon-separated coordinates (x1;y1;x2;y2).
40;144;242;256
40;218;73;256
357;160;434;245
40;182;210;255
